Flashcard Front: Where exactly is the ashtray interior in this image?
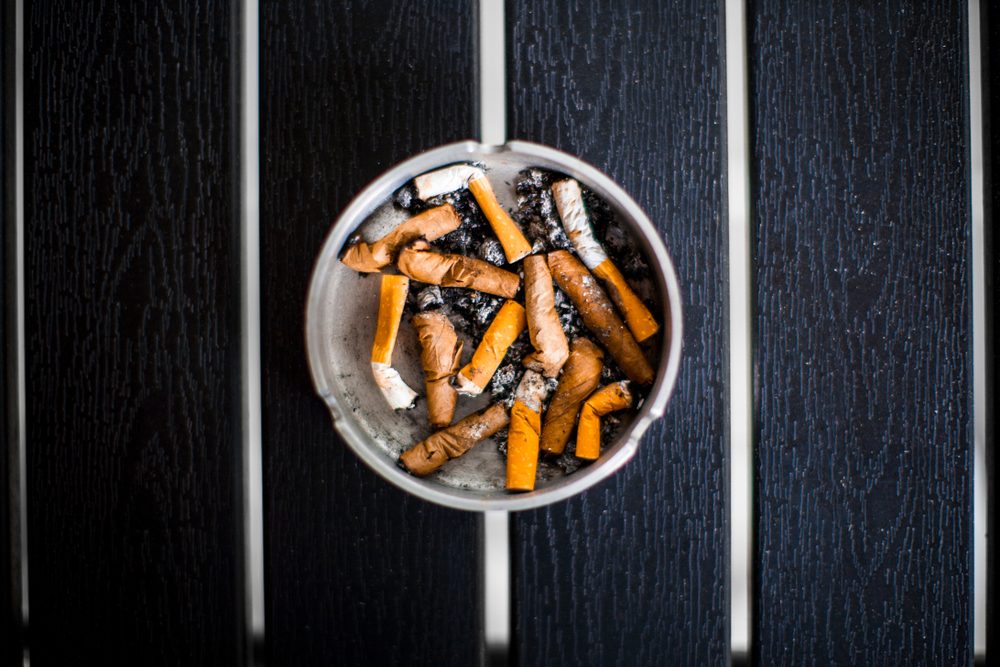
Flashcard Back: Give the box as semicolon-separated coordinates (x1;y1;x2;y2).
305;141;683;511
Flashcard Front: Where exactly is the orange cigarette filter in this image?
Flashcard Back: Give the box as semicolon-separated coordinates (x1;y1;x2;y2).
468;173;533;263
592;259;659;343
539;338;604;455
456;300;527;396
371;274;418;410
575;381;632;460
411;310;463;428
547;250;654;385
371;274;408;364
506;370;548;492
397;240;520;298
341;204;461;273
399;402;510;476
522;254;570;377
551;179;659;342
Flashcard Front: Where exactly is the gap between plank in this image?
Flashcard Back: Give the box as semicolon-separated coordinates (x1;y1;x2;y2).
967;0;987;659
479;0;510;665
724;0;752;662
239;0;266;662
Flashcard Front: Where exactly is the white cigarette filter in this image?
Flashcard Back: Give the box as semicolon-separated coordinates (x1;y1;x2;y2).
551;178;608;269
371;362;418;411
414;164;484;200
370;274;418;410
551;178;660;343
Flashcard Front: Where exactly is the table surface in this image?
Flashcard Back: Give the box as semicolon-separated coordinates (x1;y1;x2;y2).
1;1;991;665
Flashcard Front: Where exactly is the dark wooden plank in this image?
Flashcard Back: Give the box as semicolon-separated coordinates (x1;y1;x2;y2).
1;0;22;661
23;1;244;664
749;2;972;663
260;2;480;665
507;2;729;665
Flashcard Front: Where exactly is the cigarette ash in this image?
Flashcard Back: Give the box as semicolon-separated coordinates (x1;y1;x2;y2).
486;330;533;404
514;168;573;253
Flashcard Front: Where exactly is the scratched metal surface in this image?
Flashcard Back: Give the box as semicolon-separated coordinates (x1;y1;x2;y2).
749;1;972;663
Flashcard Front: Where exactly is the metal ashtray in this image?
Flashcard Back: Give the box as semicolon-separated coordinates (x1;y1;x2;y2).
305;141;683;511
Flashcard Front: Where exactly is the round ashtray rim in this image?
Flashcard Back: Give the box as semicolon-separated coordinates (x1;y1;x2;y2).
304;139;684;512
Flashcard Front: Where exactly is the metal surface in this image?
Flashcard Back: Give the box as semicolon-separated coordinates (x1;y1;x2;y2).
305;140;683;511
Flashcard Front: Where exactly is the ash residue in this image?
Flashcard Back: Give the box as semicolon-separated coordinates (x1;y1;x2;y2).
440;288;504;340
489;364;521;404
478;238;505;266
600;362;627;385
488;331;533;403
515;168;573;253
432;190;493;257
601;413;624;446
553;288;586;341
416;285;443;310
393;183;421;211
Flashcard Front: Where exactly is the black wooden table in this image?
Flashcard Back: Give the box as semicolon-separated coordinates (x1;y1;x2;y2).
1;1;991;665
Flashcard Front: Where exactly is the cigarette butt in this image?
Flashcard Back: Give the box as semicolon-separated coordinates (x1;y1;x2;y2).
468;173;533;263
341;204;461;272
412;310;463;428
575;381;632;460
414;164;483;200
397;240;520;298
371;274;418;409
547;250;654;385
551;179;608;268
540;338;604;454
506;370;548;492
522;255;570;377
591;258;659;343
399;402;510;476
552;179;659;342
456;300;527;396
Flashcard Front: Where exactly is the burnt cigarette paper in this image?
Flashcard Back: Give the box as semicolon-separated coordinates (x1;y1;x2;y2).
411;310;462;428
397;240;520;298
522;254;570;378
547;250;654;385
399;402;510;476
341;204;461;273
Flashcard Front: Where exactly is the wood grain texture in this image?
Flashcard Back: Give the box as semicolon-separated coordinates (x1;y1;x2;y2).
749;2;972;664
1;0;20;660
260;2;480;665
507;2;729;665
23;1;244;664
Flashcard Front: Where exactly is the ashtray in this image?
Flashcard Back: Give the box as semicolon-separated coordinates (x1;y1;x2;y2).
305;141;682;511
